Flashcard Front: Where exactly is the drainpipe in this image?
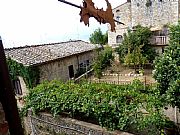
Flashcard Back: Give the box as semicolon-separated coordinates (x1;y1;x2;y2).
175;106;177;124
76;55;80;75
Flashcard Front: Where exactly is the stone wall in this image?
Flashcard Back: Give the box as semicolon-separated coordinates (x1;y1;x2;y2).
0;102;9;135
15;76;28;108
131;0;179;27
38;51;96;82
108;2;131;46
108;0;180;46
164;106;180;125
25;110;133;135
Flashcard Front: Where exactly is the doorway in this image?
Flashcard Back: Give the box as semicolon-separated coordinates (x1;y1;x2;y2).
68;65;74;78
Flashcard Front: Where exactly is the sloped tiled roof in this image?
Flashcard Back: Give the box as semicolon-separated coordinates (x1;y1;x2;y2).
5;40;98;66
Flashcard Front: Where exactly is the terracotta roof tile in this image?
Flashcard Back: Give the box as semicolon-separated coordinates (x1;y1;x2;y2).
5;40;98;66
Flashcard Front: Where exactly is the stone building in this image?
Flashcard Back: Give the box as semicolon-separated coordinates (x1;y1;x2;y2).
108;0;180;53
5;40;98;97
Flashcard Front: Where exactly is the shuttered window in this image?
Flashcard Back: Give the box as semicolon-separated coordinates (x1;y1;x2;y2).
13;79;22;95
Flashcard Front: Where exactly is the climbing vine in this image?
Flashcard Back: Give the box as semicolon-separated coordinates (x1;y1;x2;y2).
21;80;172;134
7;58;40;88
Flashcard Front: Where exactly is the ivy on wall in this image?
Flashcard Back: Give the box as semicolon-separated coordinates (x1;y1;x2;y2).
7;58;40;89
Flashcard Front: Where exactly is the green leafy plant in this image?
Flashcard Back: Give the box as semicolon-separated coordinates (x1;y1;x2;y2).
7;58;39;88
93;46;114;78
153;22;180;108
116;25;157;66
89;28;108;45
22;80;167;134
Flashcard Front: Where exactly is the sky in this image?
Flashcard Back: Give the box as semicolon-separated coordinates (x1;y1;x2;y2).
0;0;126;48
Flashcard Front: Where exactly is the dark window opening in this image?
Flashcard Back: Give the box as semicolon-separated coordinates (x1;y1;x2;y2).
80;63;83;68
116;16;120;25
68;65;74;78
13;79;22;95
162;47;165;53
116;35;123;43
86;60;90;67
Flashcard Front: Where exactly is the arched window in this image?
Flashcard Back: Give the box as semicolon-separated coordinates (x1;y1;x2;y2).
116;35;123;43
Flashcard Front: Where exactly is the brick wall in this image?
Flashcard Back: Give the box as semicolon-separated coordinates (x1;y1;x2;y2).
0;102;9;135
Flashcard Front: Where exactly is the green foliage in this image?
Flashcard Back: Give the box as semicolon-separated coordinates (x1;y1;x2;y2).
146;0;152;7
93;47;114;78
116;25;157;64
153;22;180;108
7;58;39;88
89;28;108;45
124;45;148;69
142;45;157;63
22;80;167;134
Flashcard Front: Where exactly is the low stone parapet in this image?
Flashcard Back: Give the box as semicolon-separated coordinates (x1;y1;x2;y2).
25;110;133;135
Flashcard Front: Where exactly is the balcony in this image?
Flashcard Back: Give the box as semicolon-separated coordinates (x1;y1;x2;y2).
150;36;169;45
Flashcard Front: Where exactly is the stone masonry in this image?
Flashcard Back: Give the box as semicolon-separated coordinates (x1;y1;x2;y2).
25;110;133;135
108;0;180;46
108;2;131;46
5;40;98;98
131;0;179;27
38;50;95;82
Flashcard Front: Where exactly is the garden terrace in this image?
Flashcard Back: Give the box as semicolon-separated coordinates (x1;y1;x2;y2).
22;80;168;135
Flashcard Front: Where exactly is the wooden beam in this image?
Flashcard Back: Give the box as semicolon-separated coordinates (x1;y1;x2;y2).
0;37;24;135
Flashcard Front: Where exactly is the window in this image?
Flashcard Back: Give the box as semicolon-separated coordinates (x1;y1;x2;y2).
79;63;84;68
13;79;22;95
116;16;120;25
86;60;90;67
116;35;123;43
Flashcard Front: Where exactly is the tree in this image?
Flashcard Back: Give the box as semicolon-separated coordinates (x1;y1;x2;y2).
116;25;155;71
116;25;157;65
124;45;148;72
153;22;180;108
93;46;114;78
89;28;108;45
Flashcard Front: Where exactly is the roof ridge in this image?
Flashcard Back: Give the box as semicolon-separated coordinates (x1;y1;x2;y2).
5;40;84;50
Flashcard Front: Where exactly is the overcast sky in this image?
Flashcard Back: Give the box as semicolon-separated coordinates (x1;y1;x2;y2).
0;0;126;48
